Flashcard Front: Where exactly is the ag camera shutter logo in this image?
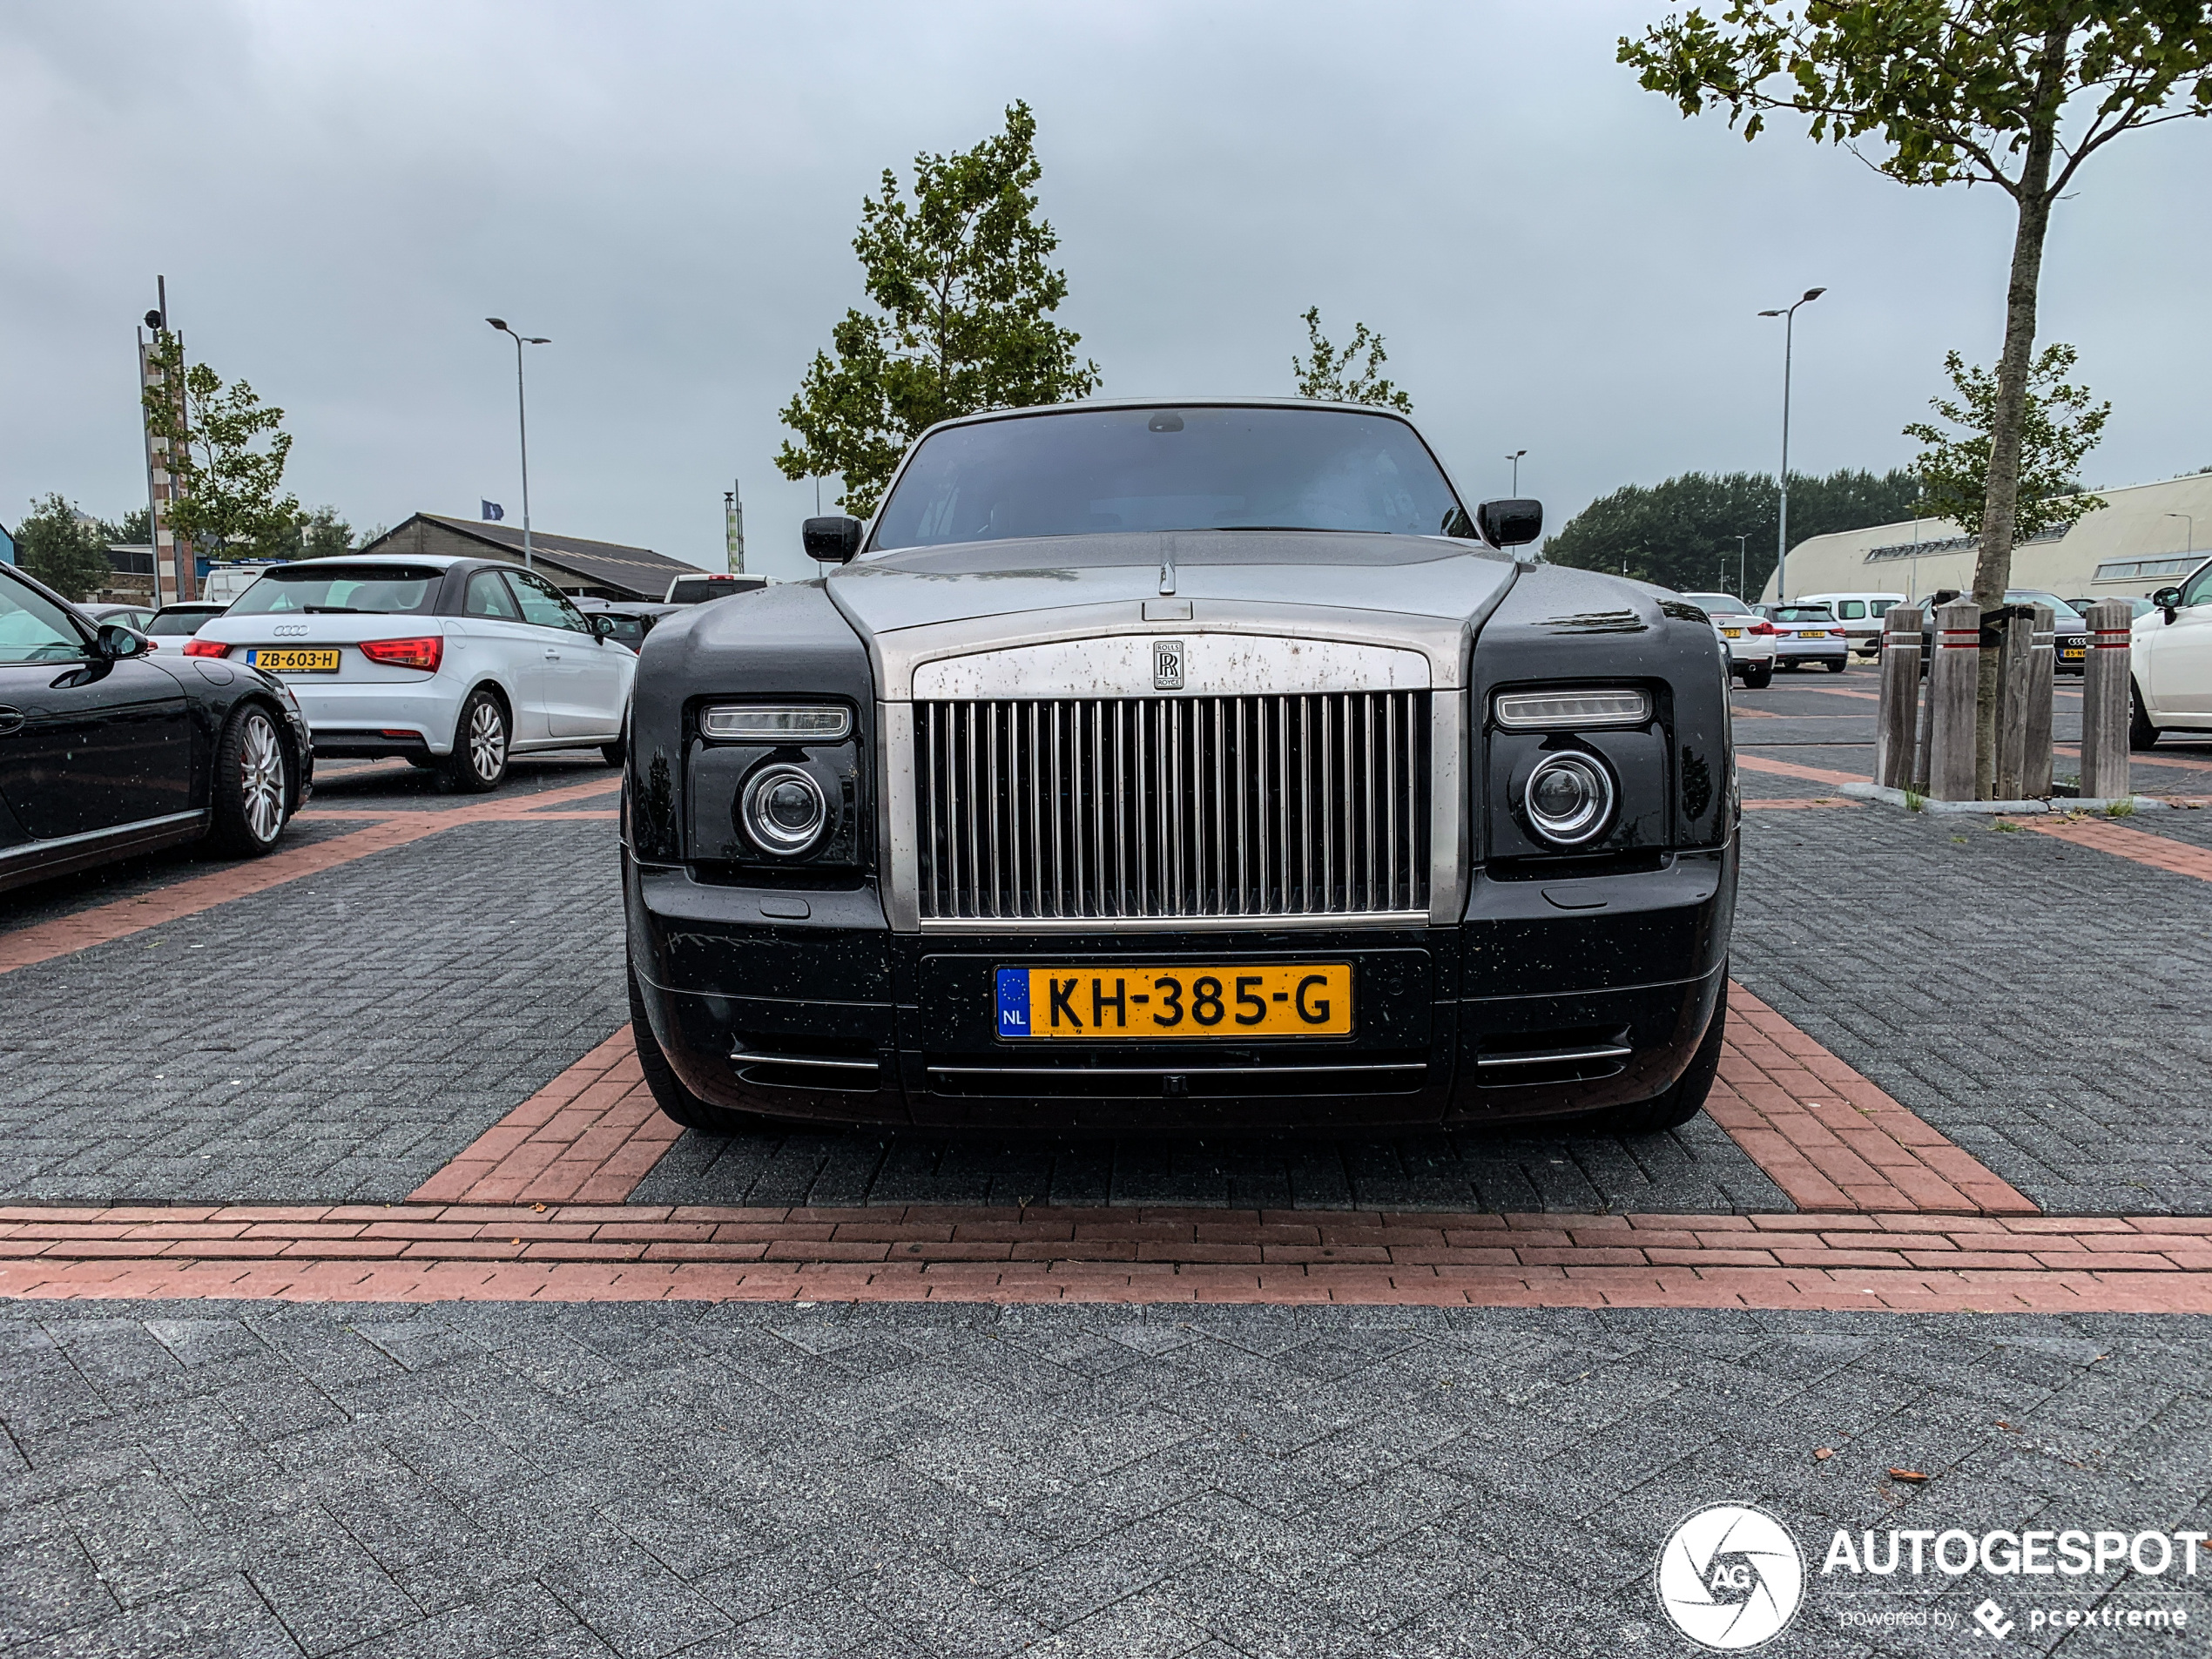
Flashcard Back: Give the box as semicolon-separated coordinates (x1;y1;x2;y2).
1657;1505;1806;1650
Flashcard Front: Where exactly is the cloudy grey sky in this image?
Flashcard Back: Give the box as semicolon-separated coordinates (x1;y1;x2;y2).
4;1;2207;582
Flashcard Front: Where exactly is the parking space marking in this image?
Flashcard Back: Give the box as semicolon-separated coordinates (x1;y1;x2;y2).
1711;985;2038;1215
1798;685;1880;701
0;777;619;975
409;1028;675;1204
1736;752;1866;786
2021;816;2212;882
2054;741;2212;775
0;1205;2202;1311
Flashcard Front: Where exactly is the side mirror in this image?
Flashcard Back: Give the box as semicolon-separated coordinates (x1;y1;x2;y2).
2151;585;2183;624
802;516;865;564
96;624;146;660
1475;498;1543;549
588;613;617;641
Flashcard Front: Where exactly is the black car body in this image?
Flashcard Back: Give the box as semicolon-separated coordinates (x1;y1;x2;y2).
623;401;1737;1133
1900;591;2092;676
0;563;313;894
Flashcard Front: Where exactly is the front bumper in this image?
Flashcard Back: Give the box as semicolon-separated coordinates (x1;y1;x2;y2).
624;839;1737;1130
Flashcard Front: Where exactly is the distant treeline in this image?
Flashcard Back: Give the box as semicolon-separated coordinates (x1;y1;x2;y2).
1542;469;1923;597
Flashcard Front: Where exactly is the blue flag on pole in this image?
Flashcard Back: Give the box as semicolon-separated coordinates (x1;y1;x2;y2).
482;501;505;522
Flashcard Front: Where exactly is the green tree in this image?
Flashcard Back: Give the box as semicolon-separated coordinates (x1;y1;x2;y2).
16;494;115;602
1543;467;1924;594
293;505;356;558
1904;344;2107;541
1621;3;2212;796
776;101;1101;517
1291;307;1413;411
142;333;300;559
98;506;152;545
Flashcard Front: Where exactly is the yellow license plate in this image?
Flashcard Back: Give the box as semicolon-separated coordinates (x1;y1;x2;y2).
2060;647;2084;658
1721;628;1743;639
248;647;341;673
996;964;1352;1039
1798;630;1829;637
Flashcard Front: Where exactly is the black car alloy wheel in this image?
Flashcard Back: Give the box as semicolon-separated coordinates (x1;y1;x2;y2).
209;706;290;857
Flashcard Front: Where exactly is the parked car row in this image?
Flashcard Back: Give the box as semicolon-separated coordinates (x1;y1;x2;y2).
3;552;756;894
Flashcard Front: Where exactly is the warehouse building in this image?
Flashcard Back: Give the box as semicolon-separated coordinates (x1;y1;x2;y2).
360;515;705;602
1761;471;2212;605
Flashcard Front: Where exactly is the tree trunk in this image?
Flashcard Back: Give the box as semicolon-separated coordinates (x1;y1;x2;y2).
1968;23;2069;798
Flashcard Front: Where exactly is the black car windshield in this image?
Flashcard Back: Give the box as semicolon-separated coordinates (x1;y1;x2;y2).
869;406;1473;551
0;573;89;664
227;564;441;616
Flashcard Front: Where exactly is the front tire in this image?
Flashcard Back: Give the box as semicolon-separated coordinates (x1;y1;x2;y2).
206;705;291;858
629;960;774;1136
1741;663;1773;690
438;687;509;792
1593;980;1727;1136
2130;680;2161;752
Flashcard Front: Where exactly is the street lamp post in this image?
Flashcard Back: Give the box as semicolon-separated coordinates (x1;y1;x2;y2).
486;318;550;572
1506;448;1527;494
2168;512;2195;559
1757;287;1824;602
1731;533;1750;598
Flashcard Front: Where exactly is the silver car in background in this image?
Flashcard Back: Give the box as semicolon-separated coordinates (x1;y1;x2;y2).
1683;592;1777;689
1756;604;1850;673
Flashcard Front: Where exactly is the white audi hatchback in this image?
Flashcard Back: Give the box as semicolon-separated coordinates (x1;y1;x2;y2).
187;555;637;789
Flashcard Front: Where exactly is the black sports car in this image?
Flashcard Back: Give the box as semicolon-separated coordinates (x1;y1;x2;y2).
622;401;1737;1136
0;561;313;894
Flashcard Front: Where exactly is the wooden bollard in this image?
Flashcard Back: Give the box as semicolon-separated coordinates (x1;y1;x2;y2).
2022;604;2055;799
1994;608;2033;800
1876;605;1922;789
1925;599;1981;800
2078;599;2133;801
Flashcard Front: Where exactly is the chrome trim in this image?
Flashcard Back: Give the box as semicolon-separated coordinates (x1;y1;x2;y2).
0;810;206;864
1427;692;1465;925
915;908;1428;934
1474;1044;1634;1069
912;691;1431;927
880;702;920;931
929;1060;1423;1078
911;634;1431;699
731;1046;881;1076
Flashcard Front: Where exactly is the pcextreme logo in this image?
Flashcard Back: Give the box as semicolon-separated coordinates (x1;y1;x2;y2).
1657;1505;1807;1651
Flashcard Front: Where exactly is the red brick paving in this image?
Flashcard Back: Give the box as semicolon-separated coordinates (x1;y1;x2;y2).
2022;814;2212;882
1711;984;2037;1216
2053;740;2212;777
408;1028;678;1205
0;778;619;976
1735;752;1866;786
0;1204;2204;1311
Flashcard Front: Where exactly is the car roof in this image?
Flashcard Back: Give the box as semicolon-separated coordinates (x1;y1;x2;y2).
260;552;470;570
910;395;1422;442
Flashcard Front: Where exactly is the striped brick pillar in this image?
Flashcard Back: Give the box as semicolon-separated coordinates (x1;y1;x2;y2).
1925;600;1981;801
1875;605;1922;789
2078;600;2133;801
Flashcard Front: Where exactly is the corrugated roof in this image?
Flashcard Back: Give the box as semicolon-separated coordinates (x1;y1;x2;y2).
407;515;705;595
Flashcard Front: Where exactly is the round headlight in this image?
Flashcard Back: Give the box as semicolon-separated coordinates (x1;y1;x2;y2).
741;765;827;854
1523;753;1614;846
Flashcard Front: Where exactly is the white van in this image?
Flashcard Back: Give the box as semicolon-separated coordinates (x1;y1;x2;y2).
1795;590;1905;658
199;561;287;606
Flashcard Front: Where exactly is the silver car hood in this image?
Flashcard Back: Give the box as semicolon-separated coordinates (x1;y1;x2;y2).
826;530;1518;698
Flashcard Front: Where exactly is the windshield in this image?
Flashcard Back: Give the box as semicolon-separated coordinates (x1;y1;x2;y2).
147;608;219;635
0;573;89;664
870;406;1474;551
2007;590;2084;624
228;564;441;616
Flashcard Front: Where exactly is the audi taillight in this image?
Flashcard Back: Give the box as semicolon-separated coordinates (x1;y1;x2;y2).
358;636;443;671
182;638;229;658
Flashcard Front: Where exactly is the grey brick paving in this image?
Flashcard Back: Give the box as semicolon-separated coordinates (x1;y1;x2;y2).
0;1298;2204;1657
0;821;624;1206
1731;806;2212;1214
633;1115;1786;1216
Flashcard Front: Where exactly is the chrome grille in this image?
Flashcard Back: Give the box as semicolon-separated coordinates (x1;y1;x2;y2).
914;693;1430;922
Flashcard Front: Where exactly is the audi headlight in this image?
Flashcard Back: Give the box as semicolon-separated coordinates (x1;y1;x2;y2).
741;764;828;854
1522;753;1615;846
